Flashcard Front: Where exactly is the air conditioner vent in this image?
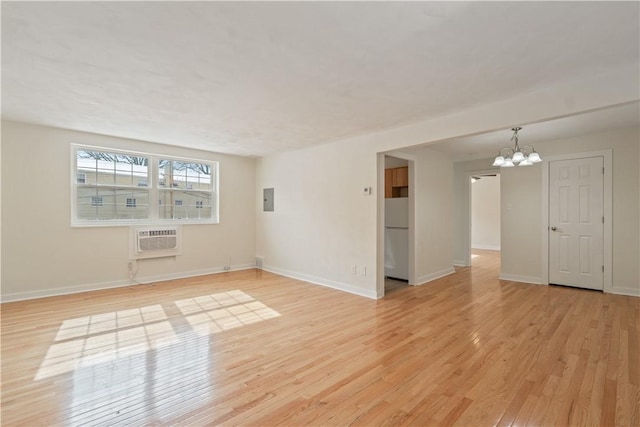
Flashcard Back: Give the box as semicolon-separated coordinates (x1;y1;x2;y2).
130;226;182;259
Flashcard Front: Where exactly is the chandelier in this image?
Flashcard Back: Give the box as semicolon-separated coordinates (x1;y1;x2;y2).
492;127;542;167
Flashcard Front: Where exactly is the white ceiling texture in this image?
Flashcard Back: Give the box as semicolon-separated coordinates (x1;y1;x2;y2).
2;2;639;157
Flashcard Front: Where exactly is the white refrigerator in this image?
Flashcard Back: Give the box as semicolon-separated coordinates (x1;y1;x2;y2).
385;198;409;280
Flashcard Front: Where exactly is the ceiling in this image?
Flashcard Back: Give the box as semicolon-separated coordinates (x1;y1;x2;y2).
2;2;639;157
425;101;640;162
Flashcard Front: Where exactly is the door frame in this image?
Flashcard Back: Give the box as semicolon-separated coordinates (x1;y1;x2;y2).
377;151;416;298
541;150;612;291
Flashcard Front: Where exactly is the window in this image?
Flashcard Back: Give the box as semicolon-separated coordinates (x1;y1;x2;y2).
73;145;218;226
158;159;213;220
74;148;149;223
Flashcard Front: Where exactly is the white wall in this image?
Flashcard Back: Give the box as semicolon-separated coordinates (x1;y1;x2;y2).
385;156;408;168
0;126;2;292
255;140;379;297
500;126;639;295
500;164;543;283
471;175;500;250
405;146;455;284
255;66;637;299
1;121;257;301
254;142;453;299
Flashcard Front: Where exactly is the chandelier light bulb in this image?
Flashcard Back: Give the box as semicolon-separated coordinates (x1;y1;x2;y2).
512;151;525;163
528;152;541;163
492;127;542;168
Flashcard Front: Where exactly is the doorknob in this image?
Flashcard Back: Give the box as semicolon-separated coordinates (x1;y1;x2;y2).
550;226;557;231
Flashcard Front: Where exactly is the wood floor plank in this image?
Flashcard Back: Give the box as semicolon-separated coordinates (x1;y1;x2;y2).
2;250;639;426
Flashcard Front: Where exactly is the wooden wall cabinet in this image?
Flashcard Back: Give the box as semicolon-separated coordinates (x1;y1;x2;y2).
385;166;408;198
385;169;394;198
393;167;408;187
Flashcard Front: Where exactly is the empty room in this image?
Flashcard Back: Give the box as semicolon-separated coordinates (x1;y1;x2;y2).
1;2;639;426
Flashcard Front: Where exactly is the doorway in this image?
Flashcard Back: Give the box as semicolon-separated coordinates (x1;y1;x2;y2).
378;153;416;296
470;173;501;272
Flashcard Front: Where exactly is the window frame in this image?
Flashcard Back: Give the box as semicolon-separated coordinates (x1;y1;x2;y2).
71;144;219;227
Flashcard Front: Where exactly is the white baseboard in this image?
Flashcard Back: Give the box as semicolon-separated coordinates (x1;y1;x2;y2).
262;265;378;300
415;267;456;286
500;277;639;297
472;245;501;251
131;263;255;286
607;287;640;297
499;274;543;285
452;260;468;267
1;279;134;303
0;263;256;303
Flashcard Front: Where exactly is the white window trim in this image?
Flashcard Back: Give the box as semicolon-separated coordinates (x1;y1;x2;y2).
71;144;219;227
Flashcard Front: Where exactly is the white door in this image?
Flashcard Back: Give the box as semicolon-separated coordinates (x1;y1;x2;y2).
549;157;604;290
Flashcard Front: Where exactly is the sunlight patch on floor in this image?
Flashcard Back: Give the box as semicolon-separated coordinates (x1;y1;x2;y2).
36;290;279;381
36;320;177;380
176;290;281;336
54;304;167;341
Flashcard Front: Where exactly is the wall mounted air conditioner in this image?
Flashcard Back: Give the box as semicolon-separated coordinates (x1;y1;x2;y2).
130;226;182;259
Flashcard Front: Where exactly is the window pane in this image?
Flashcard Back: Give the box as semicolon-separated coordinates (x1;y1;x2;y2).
77;187;149;221
158;189;212;220
77;150;148;188
158;160;212;192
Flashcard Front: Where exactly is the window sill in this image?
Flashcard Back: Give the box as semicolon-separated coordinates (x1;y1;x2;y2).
71;220;220;228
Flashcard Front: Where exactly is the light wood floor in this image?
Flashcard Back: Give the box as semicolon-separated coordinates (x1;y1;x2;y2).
2;250;639;426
